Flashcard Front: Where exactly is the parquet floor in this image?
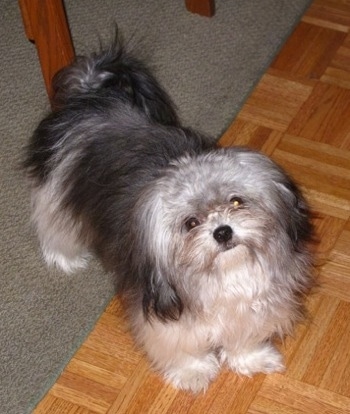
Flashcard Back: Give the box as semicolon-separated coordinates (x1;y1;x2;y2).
34;1;350;412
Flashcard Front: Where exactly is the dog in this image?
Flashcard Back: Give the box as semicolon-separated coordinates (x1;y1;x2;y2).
24;35;313;393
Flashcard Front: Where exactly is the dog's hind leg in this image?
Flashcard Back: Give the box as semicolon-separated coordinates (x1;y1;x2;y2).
30;184;90;273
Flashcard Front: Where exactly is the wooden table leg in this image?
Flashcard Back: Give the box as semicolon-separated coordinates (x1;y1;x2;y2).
185;0;215;17
18;0;75;102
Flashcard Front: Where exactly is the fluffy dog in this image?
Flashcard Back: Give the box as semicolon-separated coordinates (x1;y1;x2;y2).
24;37;313;392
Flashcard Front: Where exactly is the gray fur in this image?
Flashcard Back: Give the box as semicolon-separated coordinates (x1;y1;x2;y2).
24;38;313;393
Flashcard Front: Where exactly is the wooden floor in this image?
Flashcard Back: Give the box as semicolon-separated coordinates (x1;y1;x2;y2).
34;1;350;413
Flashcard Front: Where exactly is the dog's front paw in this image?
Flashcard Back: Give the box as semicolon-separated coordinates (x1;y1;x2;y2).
222;343;285;377
164;354;219;393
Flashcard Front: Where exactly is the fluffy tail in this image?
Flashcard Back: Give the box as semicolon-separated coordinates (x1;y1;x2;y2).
52;32;180;126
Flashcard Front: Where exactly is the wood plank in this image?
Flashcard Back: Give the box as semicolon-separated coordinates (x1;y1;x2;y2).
238;73;313;131
251;374;350;413
287;82;350;148
271;22;347;79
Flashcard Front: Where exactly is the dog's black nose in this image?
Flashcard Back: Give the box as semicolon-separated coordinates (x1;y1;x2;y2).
213;225;233;243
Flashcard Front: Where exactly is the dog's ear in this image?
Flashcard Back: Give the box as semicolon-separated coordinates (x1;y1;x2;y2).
141;262;184;322
275;179;313;250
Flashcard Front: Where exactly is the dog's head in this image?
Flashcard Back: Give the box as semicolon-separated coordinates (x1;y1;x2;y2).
132;148;313;321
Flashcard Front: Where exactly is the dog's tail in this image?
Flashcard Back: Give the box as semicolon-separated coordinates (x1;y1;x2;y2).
52;31;180;126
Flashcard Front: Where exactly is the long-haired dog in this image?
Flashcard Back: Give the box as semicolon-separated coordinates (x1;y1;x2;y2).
24;36;313;392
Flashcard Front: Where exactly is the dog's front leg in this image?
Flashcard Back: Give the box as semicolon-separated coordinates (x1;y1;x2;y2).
220;342;285;377
160;350;220;393
134;318;220;393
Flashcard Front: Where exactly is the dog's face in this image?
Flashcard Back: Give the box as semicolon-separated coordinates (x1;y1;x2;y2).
133;148;312;321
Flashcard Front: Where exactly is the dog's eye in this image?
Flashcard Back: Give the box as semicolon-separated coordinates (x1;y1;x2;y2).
230;196;243;208
185;217;200;231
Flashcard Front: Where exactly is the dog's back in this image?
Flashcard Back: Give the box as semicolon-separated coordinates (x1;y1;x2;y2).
24;33;186;183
